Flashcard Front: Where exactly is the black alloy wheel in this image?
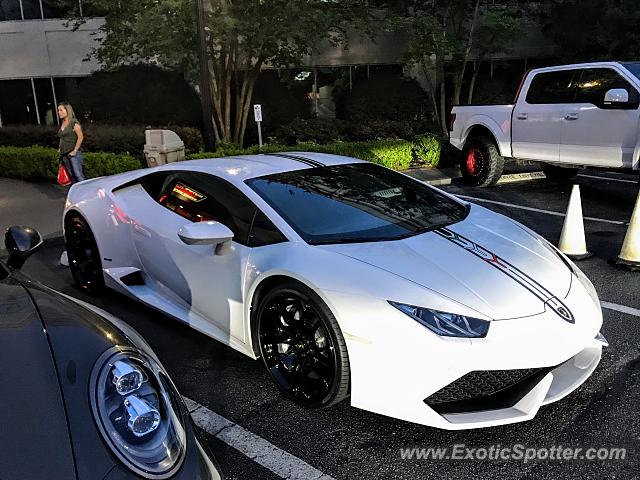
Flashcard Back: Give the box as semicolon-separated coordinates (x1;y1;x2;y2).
257;283;350;408
65;215;105;294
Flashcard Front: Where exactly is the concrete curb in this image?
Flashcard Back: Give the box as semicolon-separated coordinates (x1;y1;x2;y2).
403;167;545;186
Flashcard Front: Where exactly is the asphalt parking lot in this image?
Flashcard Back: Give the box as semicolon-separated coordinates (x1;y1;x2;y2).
1;169;639;480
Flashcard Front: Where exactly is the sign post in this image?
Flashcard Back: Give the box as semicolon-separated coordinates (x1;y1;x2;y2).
254;104;263;148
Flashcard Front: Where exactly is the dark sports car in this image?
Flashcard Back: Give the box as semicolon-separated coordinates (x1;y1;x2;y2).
1;226;222;479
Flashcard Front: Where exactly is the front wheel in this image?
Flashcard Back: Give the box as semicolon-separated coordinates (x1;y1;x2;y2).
65;215;105;294
460;136;505;187
541;163;580;183
257;282;350;408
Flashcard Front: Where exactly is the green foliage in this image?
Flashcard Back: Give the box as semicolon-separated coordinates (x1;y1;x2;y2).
78;0;373;143
0;126;58;149
274;118;342;145
543;0;640;60
68;65;202;126
335;72;430;124
0;146;142;181
0;125;203;155
412;134;442;167
273;116;432;143
187;138;434;171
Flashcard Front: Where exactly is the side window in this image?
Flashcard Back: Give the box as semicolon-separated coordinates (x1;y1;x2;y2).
574;68;639;108
526;70;578;104
155;172;285;247
249;210;287;247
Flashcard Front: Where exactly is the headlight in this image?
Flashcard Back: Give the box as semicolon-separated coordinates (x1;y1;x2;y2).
90;348;186;478
389;301;490;338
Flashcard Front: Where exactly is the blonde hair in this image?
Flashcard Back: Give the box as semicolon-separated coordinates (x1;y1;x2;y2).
58;102;78;123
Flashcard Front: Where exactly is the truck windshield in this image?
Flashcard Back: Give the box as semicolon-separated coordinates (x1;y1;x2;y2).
622;62;640;80
246;162;468;245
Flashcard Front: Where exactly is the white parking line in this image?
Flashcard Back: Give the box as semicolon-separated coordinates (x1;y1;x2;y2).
601;301;640;318
184;397;336;480
458;195;626;225
578;173;638;184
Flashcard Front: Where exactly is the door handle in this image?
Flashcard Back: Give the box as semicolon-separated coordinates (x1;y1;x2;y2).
565;113;579;121
516;113;528;120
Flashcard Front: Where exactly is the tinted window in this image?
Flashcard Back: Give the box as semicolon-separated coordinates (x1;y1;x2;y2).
574;68;639;108
246;163;468;245
526;70;577;104
153;172;284;247
249;210;287;247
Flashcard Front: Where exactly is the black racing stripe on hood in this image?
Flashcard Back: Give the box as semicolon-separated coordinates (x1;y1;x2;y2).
435;227;574;323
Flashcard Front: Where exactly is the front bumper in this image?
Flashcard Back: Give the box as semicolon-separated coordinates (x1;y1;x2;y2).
429;340;603;429
324;277;605;430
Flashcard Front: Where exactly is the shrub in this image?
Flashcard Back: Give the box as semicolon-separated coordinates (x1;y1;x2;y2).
0;146;142;182
188;139;416;170
335;72;431;124
411;134;443;168
273;117;342;145
0;125;204;155
0;125;58;149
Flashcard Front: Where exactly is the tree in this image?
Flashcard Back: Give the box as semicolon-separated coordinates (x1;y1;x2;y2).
543;0;640;61
384;1;521;135
77;0;368;144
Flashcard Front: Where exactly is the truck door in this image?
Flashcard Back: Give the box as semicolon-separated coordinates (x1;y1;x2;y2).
560;67;640;168
512;69;578;162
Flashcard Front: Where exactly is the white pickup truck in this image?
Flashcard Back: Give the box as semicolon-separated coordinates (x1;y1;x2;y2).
450;61;640;186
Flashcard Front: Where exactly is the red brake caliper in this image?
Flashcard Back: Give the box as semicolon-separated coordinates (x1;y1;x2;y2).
466;149;478;175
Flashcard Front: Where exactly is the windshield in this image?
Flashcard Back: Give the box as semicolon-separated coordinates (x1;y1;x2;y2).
622;62;640;80
246;163;468;245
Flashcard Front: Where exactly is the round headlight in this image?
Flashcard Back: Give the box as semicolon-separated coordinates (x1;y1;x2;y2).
90;348;186;478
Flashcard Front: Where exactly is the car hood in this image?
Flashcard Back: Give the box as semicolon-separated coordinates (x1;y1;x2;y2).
319;205;572;320
0;275;77;479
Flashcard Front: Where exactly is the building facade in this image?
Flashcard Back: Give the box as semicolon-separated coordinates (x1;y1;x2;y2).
0;0;101;126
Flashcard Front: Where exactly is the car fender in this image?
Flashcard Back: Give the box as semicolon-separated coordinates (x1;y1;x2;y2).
462;114;511;157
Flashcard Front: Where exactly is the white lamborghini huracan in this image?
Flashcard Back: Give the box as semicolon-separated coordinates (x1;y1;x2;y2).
63;152;607;430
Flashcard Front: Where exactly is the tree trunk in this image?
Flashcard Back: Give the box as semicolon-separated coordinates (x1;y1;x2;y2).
439;80;448;137
453;0;480;106
467;59;482;105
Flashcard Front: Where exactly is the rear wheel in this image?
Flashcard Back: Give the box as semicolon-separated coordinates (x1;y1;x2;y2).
541;163;579;183
65;215;104;294
257;282;350;408
460;136;505;187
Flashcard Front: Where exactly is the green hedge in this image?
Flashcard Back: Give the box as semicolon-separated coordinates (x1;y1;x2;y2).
188;136;442;170
0;135;442;182
0;146;142;182
0;125;204;155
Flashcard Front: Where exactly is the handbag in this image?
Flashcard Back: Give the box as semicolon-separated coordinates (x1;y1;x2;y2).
57;164;72;186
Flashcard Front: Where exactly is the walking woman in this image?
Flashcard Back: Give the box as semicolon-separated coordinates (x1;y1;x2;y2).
57;102;85;183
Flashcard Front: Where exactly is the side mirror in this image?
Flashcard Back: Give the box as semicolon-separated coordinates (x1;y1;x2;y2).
178;221;234;255
604;88;629;105
5;226;43;269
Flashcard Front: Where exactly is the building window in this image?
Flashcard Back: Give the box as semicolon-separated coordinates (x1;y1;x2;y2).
0;0;22;20
21;0;41;19
0;80;38;125
33;78;56;125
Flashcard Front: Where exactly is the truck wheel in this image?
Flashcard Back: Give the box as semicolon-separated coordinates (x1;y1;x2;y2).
461;136;504;187
541;163;579;183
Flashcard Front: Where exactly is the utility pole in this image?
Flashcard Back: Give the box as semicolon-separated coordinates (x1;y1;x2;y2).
196;0;216;151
